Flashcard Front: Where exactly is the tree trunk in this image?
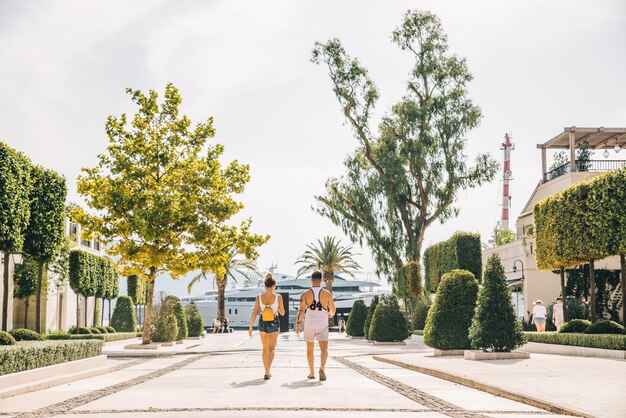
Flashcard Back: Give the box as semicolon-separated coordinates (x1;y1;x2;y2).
619;254;626;324
24;299;29;329
2;252;10;331
84;295;89;327
141;268;156;345
76;293;80;327
35;261;45;333
589;260;596;323
217;278;226;321
101;298;105;326
108;299;111;324
560;267;567;321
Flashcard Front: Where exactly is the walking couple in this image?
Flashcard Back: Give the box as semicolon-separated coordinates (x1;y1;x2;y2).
248;270;336;381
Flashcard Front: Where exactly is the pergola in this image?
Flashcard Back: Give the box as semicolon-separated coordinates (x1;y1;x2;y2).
537;127;626;182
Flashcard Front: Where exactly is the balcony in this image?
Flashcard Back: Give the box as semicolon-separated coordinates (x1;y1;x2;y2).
543;159;626;182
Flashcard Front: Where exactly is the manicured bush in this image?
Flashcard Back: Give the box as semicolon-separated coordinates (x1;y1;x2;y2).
469;254;525;352
525;332;626;351
0;330;16;345
46;332;138;342
9;328;44;341
110;296;137;332
423;232;482;291
71;326;92;335
345;300;367;337
363;295;379;340
96;326;108;334
89;327;101;334
423;269;478;350
151;311;178;343
45;331;71;340
127;275;147;305
105;326;116;333
164;295;187;340
184;302;204;337
411;296;431;331
559;319;591;333
368;295;409;342
584;319;624;335
0;340;103;375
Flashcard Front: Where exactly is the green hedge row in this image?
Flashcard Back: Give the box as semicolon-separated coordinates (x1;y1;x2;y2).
46;332;139;342
0;340;103;375
127;275;147;305
524;332;626;351
423;232;482;292
69;249;119;299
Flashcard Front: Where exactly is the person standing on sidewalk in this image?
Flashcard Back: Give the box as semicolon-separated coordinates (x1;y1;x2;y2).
552;297;564;332
296;270;336;381
532;299;547;332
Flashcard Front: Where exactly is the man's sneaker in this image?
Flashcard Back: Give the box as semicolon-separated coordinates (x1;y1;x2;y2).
319;369;326;381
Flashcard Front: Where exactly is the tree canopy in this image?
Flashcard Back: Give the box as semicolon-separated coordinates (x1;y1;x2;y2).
311;10;497;285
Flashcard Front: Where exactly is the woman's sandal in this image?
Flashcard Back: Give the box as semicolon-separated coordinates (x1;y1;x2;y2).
264;374;270;380
307;374;315;379
319;369;327;381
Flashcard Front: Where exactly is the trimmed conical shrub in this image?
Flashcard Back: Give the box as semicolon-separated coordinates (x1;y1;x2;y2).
368;295;409;342
423;269;478;350
110;296;137;332
411;295;431;331
152;298;178;343
364;295;379;340
346;300;367;337
184;302;204;337
469;254;525;352
164;295;187;340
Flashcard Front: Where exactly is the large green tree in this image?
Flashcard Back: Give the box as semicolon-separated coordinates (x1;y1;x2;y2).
312;11;497;287
74;84;259;344
0;142;31;331
23;166;67;333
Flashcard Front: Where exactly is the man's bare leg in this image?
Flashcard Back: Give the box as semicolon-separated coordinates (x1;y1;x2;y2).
319;340;328;371
306;341;315;377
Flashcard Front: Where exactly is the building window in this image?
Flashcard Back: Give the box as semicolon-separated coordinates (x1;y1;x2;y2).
235;309;238;315
228;309;231;315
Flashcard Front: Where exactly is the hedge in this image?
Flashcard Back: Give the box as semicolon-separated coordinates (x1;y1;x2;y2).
127;275;147;305
0;340;103;375
423;269;478;350
411;296;431;331
9;328;44;341
164;295;187;340
111;296;137;332
345;299;367;337
524;332;626;351
0;330;16;345
69;250;118;300
584;320;624;335
46;332;139;342
368;295;409;342
363;295;379;340
560;319;591;333
185;302;204;337
423;232;482;292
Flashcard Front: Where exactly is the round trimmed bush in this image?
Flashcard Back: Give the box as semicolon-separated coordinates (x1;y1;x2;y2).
411;296;432;331
584;320;624;335
89;327;102;334
164;295;187;340
72;326;92;335
469;254;525;352
346;300;367;337
45;331;71;340
9;328;44;341
424;269;478;350
559;319;591;333
152;300;178;343
105;326;116;333
0;330;16;345
111;296;137;332
368;295;409;342
363;295;379;340
96;326;108;334
184;302;204;337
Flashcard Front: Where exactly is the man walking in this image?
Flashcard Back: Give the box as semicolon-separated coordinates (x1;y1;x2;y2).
553;297;565;332
296;270;336;381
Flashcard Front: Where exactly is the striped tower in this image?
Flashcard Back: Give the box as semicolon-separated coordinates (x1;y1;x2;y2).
500;133;514;230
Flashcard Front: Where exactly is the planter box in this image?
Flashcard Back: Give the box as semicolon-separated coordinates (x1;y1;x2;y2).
187;336;201;340
433;349;465;356
124;343;160;350
176;340;184;345
464;350;530;361
372;341;407;345
160;342;175;347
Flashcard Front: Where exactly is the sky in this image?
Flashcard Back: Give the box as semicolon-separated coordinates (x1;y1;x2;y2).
1;0;625;296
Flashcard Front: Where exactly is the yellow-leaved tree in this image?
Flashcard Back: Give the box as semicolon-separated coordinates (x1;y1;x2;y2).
74;84;267;344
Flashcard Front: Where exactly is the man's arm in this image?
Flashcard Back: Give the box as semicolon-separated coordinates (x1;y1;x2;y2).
324;290;336;318
295;292;308;334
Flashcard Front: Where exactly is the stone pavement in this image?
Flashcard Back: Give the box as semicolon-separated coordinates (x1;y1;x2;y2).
0;332;585;418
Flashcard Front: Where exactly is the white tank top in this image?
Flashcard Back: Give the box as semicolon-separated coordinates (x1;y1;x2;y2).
304;287;328;322
259;292;279;314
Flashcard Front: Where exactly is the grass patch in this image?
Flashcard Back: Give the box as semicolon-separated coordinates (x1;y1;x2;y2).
0;340;103;375
524;332;626;351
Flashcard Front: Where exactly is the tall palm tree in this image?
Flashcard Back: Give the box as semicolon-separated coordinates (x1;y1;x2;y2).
188;251;258;321
295;236;361;294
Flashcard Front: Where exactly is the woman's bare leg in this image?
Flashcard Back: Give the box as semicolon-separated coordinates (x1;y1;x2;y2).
267;332;279;372
259;332;270;375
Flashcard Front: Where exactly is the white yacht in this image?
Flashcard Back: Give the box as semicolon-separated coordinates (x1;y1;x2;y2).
180;272;389;330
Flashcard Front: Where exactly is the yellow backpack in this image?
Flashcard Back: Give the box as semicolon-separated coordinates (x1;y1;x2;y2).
261;294;276;321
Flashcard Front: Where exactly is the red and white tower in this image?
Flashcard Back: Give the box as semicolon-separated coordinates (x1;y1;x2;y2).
500;133;514;230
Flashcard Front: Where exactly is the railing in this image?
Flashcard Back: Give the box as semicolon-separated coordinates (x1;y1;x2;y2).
544;160;626;182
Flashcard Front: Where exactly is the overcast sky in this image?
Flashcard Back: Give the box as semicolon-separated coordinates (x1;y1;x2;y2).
1;0;625;296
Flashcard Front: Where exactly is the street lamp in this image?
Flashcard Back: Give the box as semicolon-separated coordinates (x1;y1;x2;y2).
511;259;525;318
511;259;524;278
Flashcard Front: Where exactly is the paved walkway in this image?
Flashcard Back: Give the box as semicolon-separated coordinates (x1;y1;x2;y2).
0;333;593;418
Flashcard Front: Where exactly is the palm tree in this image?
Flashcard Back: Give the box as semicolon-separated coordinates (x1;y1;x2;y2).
295;236;362;294
188;250;258;321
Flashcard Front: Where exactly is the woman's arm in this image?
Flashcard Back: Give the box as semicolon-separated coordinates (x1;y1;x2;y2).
277;294;286;316
248;296;260;336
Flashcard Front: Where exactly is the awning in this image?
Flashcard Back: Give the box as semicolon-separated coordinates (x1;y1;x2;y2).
506;277;524;288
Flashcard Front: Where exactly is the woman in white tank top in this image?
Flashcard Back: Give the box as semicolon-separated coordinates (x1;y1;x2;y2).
248;273;285;380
